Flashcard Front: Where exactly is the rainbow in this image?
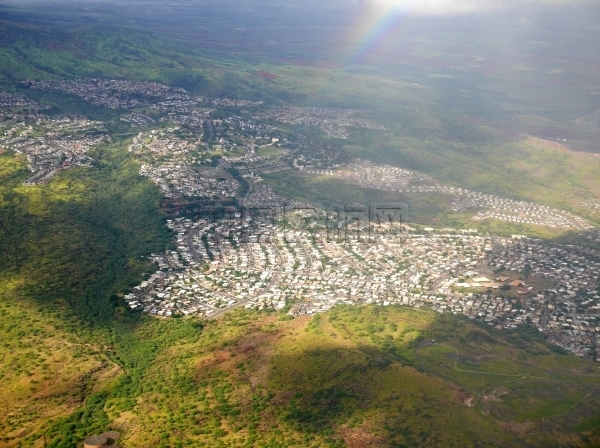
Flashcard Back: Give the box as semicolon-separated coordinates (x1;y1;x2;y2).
345;7;408;66
292;6;411;104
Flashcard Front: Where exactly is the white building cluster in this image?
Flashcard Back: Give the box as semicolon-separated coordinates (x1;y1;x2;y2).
120;112;155;127
581;200;600;210
254;107;385;139
25;79;262;110
129;129;239;201
337;159;591;231
0;114;105;185
0;92;49;109
491;239;600;357
125;215;599;359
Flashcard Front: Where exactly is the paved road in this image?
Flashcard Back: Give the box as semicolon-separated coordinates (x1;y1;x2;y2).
472;236;502;274
202;119;214;147
427;236;502;294
207;240;284;320
186;229;203;264
295;237;313;275
574;105;600;132
207;269;282;320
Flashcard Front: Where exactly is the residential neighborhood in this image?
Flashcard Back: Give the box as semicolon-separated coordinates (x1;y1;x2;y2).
124;212;599;359
119;129;600;360
333;159;592;230
0;92;49;110
254;107;385;139
581;200;600;210
129;129;239;201
0;113;105;185
24;78;263;110
1;85;599;362
121;112;155;127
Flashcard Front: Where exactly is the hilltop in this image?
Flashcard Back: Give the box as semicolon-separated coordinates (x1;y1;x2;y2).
4;302;600;447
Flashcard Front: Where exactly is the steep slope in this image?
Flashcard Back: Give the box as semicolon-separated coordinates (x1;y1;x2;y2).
0;140;169;446
102;306;600;448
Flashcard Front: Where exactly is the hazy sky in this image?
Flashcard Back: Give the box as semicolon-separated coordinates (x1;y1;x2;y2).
1;0;599;20
369;0;597;16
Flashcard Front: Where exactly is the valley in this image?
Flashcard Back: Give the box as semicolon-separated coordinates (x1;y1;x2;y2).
1;2;600;446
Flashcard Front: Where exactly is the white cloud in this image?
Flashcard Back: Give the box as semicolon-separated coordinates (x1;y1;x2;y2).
369;0;592;16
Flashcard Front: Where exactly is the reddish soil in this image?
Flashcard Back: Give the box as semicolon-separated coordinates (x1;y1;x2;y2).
256;70;277;80
279;59;342;69
340;427;385;448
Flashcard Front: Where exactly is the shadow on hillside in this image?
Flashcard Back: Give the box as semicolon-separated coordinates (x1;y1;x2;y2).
0;145;170;330
263;306;600;448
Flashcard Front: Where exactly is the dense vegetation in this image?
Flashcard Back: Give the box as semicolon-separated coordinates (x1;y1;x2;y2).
0;140;170;323
7;301;600;447
0;4;599;446
0;141;171;446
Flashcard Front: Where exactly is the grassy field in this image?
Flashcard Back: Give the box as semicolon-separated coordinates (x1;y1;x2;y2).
0;141;170;446
42;305;598;448
0;296;120;445
341;132;600;214
263;170;595;239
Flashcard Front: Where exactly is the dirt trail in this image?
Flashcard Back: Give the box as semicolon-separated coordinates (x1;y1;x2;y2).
575;106;600;132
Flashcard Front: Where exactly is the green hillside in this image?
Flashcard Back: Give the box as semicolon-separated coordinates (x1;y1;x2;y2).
1;8;600;448
5;299;600;447
0;140;170;323
0;140;168;445
4;18;600;229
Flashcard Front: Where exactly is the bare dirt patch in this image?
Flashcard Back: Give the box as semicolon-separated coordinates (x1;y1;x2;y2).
523;134;571;152
499;420;536;436
194;314;298;387
340;426;385;448
454;389;472;405
278;59;342;69
256;70;276;80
